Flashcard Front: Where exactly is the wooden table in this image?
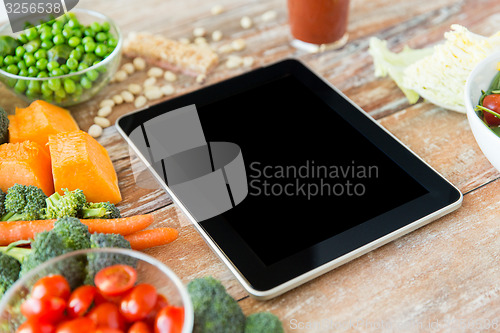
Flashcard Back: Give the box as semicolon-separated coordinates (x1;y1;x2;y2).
2;0;500;331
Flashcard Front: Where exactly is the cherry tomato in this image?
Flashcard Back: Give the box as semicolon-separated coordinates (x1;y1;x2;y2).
21;297;66;323
67;286;98;318
128;322;152;333
119;284;157;322
95;265;137;297
56;317;95;333
88;302;125;330
92;329;124;333
31;275;71;301
145;295;169;326
94;290;123;307
482;94;500;126
154;306;184;333
16;319;56;333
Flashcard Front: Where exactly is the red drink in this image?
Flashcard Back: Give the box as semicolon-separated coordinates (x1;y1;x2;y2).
287;0;350;50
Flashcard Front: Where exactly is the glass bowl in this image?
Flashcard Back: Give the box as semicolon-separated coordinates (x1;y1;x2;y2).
0;9;123;107
0;248;194;332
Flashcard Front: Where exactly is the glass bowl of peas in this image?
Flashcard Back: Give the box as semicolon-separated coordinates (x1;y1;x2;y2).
0;9;122;107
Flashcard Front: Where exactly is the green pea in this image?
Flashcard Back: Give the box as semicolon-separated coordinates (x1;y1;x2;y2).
41;40;54;50
60;64;70;74
77;63;88;71
62;28;73;39
40;31;53;42
26;89;39;99
37;71;48;78
53;34;65;45
6;64;19;75
73;84;83;97
66;18;80;29
75;45;84;54
48;78;61;91
34;49;47;60
36;58;48;70
18;68;29;77
17;60;27;70
107;38;118;48
95;32;107;43
6;78;17;88
50;68;64;77
38;25;52;36
25;28;39;41
52;21;64;31
24;39;41;53
82;36;94;44
84;28;96;38
90;22;102;33
18;34;28;44
66;57;79;70
28;66;39;77
72;29;83;38
55;88;66;98
84;41;96;53
41;81;52;96
80;76;92;89
94;44;107;57
14;79;26;93
28;80;41;93
101;22;111;32
15;46;25;57
69;49;82;61
63;78;76;94
68;36;81;48
86;69;99;82
24;54;36;67
3;55;15;65
47;61;59;71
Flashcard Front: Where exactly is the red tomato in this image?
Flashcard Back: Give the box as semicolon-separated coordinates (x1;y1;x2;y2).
92;328;124;333
56;317;96;333
95;265;137;297
31;275;71;301
88;303;125;330
154;306;184;333
16;319;56;333
95;290;123;307
67;286;98;318
145;295;169;326
119;284;157;322
128;322;152;333
20;297;66;323
483;94;500;126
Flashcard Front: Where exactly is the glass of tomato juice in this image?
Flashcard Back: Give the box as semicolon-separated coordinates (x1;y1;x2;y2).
287;0;350;52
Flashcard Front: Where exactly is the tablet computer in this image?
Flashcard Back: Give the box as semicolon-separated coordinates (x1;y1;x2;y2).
116;59;462;300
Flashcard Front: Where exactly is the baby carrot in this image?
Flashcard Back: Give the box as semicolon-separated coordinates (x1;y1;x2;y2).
0;214;154;245
124;228;179;250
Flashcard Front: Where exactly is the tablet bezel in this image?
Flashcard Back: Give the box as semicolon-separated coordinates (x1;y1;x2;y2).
117;59;462;300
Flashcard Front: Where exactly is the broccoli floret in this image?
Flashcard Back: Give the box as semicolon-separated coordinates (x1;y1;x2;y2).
0;252;21;299
85;233;134;285
1;184;47;221
187;276;245;333
0;107;9;145
52;216;91;250
20;218;91;288
0;189;6;217
244;313;284;333
43;189;87;219
81;202;121;219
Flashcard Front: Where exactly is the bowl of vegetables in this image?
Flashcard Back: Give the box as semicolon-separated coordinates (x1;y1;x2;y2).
0;9;122;107
465;49;500;172
0;248;194;333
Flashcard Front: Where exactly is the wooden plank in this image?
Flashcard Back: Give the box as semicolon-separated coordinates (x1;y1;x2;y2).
238;178;500;332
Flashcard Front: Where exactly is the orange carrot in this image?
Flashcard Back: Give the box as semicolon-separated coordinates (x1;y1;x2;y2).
0;214;154;246
124;228;179;250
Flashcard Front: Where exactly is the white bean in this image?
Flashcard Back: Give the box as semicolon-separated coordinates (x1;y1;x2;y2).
121;90;135;103
97;106;113;117
212;30;223;42
164;71;177;82
114;70;128;82
226;55;243;69
231;38;246;51
243;56;254;67
122;63;135;75
147;67;164;78
88;124;103;138
94;116;111;128
99;99;115;108
134;95;147;108
112;94;124;105
133;57;147;71
161;84;175;96
143;77;157;87
128;83;142;95
240;16;253;29
144;86;163;100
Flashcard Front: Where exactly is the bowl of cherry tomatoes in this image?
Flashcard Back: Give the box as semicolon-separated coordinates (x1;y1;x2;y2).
0;248;193;333
465;49;500;173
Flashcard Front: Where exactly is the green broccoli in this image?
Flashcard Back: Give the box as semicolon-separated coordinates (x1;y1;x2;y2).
51;216;91;250
0;252;21;299
81;202;121;219
85;233;134;285
0;189;6;217
43;189;87;219
1;184;47;221
244;313;284;333
0;107;8;145
187;276;246;333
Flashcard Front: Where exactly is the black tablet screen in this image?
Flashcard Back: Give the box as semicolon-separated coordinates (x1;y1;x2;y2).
197;74;428;266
